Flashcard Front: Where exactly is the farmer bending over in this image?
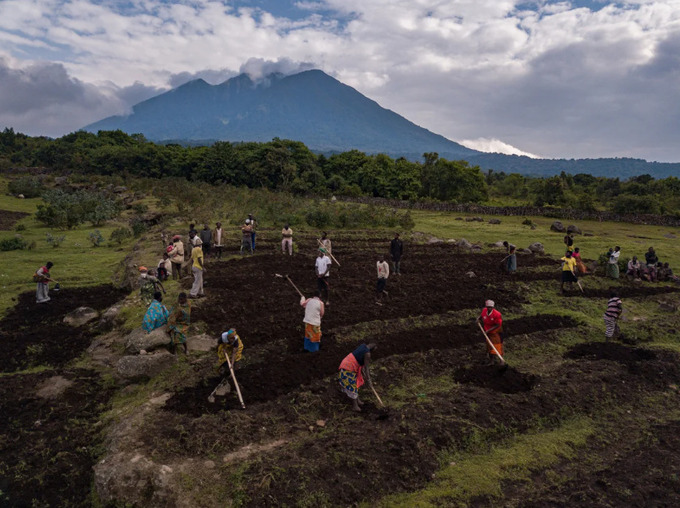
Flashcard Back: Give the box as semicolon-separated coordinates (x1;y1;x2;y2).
338;343;377;412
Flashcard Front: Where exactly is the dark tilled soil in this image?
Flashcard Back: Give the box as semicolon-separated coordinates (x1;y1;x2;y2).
164;314;577;414
0;285;127;372
0;370;115;508
453;365;538;393
0;209;29;230
508;419;680;508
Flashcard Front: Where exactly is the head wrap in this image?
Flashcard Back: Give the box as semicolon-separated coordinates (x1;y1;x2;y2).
172;235;181;240
221;329;236;343
485;300;495;308
139;266;148;272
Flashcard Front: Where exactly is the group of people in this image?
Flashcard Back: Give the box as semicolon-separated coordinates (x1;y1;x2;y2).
626;247;678;283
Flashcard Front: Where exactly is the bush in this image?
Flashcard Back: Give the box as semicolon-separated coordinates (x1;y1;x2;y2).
110;227;133;245
36;189;122;229
0;236;28;251
8;176;44;198
14;224;26;231
132;203;149;214
88;230;104;247
45;232;65;248
130;217;148;237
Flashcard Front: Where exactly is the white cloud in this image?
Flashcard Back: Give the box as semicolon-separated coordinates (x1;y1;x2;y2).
460;138;541;158
0;1;678;160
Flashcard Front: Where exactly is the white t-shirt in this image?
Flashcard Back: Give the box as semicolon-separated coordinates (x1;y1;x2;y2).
609;251;620;264
315;256;331;277
377;261;390;279
302;297;324;326
215;228;222;246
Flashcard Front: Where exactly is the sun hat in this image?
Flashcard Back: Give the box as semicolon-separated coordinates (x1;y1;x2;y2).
485;300;495;308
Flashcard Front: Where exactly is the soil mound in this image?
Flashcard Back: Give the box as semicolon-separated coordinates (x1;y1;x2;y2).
0;285;127;372
453;365;537;393
565;342;657;363
0;209;29;230
0;369;115;507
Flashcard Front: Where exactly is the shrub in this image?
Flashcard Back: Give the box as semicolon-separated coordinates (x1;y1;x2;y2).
88;230;104;247
36;189;122;229
110;227;133;245
8;176;44;198
132;203;149;214
14;224;26;232
45;232;65;248
0;236;28;251
131;217;148;237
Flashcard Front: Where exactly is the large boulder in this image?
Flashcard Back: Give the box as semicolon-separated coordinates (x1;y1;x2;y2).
488;218;502;224
100;304;123;328
550;221;565;233
116;351;176;380
125;326;170;354
567;224;582;234
63;307;99;327
456;238;472;249
528;242;545;254
187;333;215;353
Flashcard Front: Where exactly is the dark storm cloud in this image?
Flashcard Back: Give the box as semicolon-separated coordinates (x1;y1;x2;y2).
0;58;163;136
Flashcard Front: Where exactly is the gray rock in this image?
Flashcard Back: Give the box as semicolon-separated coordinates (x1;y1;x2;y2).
187;333;215;353
465;271;476;278
567;224;582;234
550;221;565;232
471;244;482;251
101;304;122;326
457;238;472;249
17;194;25;199
427;237;444;244
455;217;463;221
583;232;594;237
63;307;99;327
491;241;505;248
116;351;176;380
464;216;484;222
125;326;170;354
518;248;533;254
528;242;545;254
488;218;501;224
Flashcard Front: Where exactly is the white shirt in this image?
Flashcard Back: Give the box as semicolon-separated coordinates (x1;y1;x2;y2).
609;251;620;264
215;228;222;245
301;297;324;326
377;261;390;279
315;256;331;277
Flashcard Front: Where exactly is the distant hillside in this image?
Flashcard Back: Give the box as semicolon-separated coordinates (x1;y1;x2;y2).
83;70;477;159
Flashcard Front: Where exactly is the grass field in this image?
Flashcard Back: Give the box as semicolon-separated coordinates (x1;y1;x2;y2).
2;176;680;507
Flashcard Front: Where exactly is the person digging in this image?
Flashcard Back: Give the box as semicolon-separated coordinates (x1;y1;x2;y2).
215;329;244;395
338;343;378;412
560;251;580;294
477;300;505;367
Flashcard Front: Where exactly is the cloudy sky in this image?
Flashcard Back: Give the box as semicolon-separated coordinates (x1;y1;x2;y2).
1;0;679;161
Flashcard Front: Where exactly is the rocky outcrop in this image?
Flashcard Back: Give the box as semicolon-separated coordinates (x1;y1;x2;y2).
116;351;176;380
488;218;501;224
187;334;215;353
456;238;472;249
567;224;582;234
125;327;170;354
63;307;99;327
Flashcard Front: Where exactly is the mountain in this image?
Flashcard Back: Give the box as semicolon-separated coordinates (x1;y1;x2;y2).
83;70;478;159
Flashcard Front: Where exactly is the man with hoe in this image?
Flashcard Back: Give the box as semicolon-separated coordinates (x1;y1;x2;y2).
477;300;505;367
35;261;54;304
390;233;403;275
315;248;332;306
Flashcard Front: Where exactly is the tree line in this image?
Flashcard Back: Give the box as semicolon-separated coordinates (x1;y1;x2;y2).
1;128;679;215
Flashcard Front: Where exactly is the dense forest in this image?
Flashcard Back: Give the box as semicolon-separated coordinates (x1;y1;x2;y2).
1;128;679;215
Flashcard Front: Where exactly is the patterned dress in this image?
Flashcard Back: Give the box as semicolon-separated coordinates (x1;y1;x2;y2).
142;300;169;333
168;301;191;345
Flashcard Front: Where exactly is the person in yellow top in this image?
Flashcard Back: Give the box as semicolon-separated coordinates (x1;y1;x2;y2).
560;250;579;294
188;237;205;298
281;224;293;255
217;329;244;393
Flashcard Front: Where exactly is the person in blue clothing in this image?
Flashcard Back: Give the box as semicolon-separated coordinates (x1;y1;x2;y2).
338;343;377;412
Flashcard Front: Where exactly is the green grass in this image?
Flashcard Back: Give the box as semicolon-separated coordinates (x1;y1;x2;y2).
411;210;680;268
376;417;595;507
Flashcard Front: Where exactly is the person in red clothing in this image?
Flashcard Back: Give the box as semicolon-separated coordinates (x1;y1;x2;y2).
476;300;505;366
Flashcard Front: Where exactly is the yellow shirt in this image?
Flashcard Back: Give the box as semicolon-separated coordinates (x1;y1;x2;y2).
191;246;204;269
561;257;577;272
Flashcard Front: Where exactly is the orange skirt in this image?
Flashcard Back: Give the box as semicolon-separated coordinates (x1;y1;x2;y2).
486;329;503;356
